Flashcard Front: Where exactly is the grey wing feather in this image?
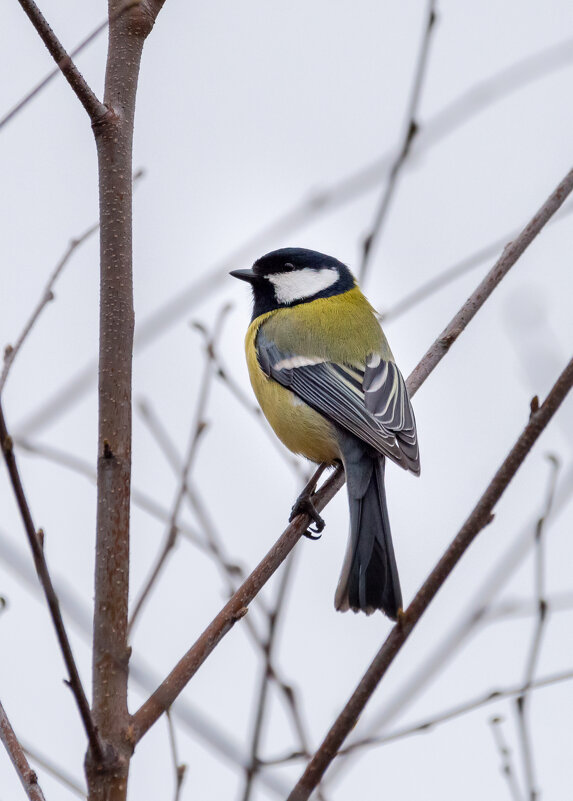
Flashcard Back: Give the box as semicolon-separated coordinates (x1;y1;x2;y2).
256;331;419;474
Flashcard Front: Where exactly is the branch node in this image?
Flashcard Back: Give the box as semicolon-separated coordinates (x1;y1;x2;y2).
102;440;114;459
530;395;540;417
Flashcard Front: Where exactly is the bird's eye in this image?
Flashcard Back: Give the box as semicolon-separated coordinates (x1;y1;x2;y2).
283;262;294;272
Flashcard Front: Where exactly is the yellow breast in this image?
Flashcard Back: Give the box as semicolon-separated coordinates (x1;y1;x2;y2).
245;287;389;464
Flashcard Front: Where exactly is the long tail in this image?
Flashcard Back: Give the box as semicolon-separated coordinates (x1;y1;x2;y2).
334;454;402;619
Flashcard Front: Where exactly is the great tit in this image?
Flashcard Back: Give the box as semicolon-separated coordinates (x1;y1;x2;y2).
231;248;419;619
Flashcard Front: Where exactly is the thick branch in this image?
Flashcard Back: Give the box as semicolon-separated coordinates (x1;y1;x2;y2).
0;699;46;801
286;354;573;800
88;0;166;796
16;0;106;121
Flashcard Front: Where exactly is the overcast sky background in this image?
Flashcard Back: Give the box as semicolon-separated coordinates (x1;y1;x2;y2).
1;2;573;800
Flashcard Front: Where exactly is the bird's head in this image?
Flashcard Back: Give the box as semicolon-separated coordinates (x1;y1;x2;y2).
230;248;355;319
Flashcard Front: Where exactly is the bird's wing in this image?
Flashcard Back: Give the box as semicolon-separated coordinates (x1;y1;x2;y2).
256;330;419;474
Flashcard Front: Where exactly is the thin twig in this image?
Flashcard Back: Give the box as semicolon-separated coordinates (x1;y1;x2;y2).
490;717;524;801
0;169;144;396
0;405;103;760
0;699;46;801
381;199;573;323
338;669;573;755
241;554;297;801
359;0;436;282
128;305;231;634
166;710;187;801
16;0;106;122
0;222;98;394
286;354;573;801
16;37;573;438
514;455;559;801
23;742;87;798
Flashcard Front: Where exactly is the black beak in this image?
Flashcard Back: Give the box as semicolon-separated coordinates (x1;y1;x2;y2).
230;268;257;284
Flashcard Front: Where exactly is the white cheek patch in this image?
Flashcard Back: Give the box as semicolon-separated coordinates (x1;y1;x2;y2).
267;268;339;304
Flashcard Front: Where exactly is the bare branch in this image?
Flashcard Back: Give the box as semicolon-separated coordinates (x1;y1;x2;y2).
286;353;573;801
16;0;106;121
490;717;524;801
359;0;436;282
0;404;103;759
240;554;297;801
514;455;559;801
0;699;46;801
165;711;187;801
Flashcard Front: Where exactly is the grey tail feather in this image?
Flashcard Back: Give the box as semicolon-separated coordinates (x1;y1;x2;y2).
335;456;402;619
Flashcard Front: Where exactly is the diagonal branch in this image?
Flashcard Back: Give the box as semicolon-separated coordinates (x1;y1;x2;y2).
359;0;437;282
0;403;103;760
0;698;47;801
286;354;573;801
16;0;107;122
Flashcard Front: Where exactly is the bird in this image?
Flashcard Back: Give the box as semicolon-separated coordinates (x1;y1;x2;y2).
230;247;419;619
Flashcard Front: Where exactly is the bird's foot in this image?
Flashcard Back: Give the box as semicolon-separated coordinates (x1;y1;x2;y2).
289;493;325;540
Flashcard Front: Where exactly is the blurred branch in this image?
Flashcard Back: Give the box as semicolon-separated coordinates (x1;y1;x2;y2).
128;306;230;634
0;404;103;760
23;742;87;799
240;554;297;801
0;699;46;801
408;166;573;394
16;0;106;122
166;710;187;801
337;668;573;754
490;717;523;801
381;199;573;323
0;168;144;395
359;0;436;282
16;37;573;438
286;354;573;801
514;455;559;801
0;222;98;394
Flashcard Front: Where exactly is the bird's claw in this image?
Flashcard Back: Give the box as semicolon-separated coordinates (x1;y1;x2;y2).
290;494;325;540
